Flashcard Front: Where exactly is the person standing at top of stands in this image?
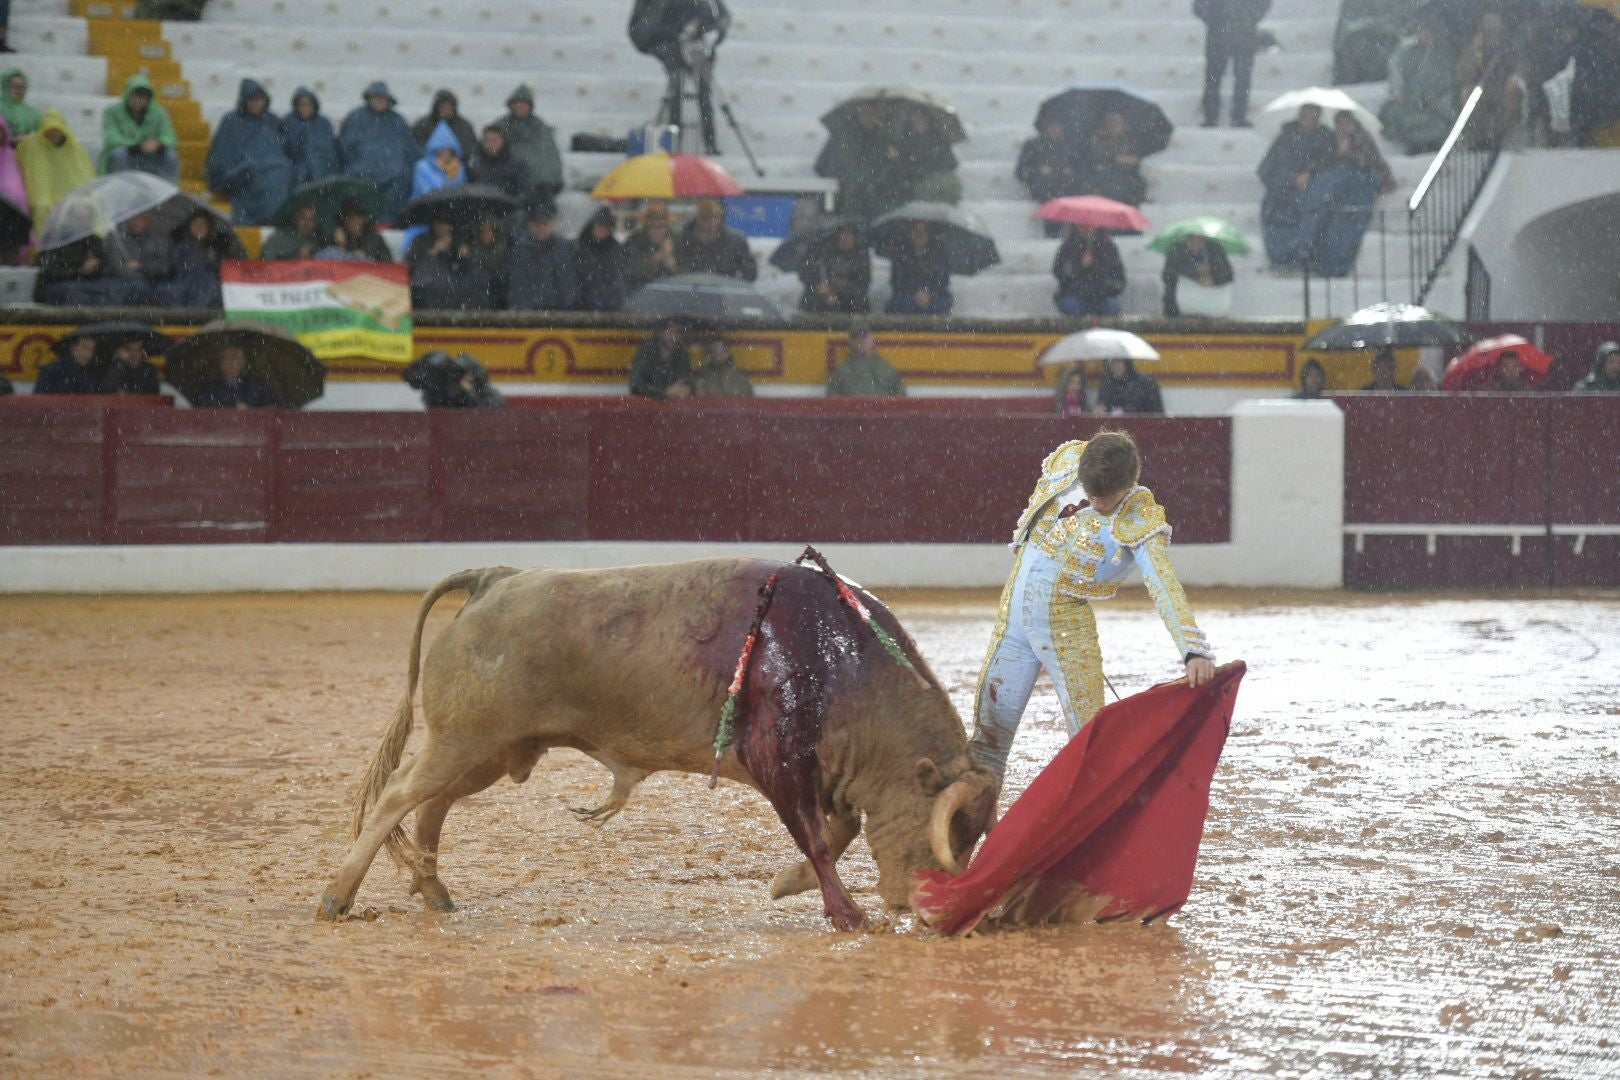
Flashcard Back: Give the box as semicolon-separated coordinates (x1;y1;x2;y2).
629;318;693;400
884;220;953;316
468;125;531;205
494;86;563;207
282;88;341;188
629;0;730;155
827;321;905;396
1052;224;1126;318
574;206;627;312
797;223;872;314
340;82;420;223
1195;0;1270;128
412;89;478;163
32;331;103;395
1257;103;1333;268
503;202;577;311
99;336;161;396
101;73;179;181
623;201;679;294
205;79;294;226
1094;357;1164;415
676;198;756;280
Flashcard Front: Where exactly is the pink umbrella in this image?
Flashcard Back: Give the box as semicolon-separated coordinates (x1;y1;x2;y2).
1035;195;1149;234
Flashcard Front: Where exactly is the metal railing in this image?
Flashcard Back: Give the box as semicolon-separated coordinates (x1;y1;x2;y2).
1407;85;1501;305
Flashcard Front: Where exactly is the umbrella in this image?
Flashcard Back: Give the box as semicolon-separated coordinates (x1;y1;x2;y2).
1440;334;1554;391
623;273;784;321
1034;196;1149;234
38;173;245;259
912;662;1246;935
57;320;172;358
163;318;326;408
819;86;967;143
767;216;866;272
0;197;30;250
870;201;1000;276
1039;329;1160;367
590;152;744;201
271;177;384;234
1303;302;1470;350
1034;82;1173;155
402;184;522;229
1149;216;1251;255
1257;87;1382;138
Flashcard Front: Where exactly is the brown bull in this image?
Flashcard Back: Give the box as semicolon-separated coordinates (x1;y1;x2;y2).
317;558;999;930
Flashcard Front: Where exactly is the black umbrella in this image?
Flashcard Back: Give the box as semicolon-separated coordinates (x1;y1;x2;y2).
163;319;326;408
820;86;967;143
0;197;30;250
271;177;385;235
1034;82;1174;155
870;201;1000;276
768;216;867;273
402;184;522;229
151;192;247;258
1303;302;1471;351
57;320;173;358
624;273;784;321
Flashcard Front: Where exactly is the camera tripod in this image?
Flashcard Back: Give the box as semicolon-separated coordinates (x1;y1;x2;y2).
653;33;765;176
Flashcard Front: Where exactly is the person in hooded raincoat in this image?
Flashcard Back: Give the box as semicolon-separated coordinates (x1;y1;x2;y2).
206;78;293;225
1574;341;1620;394
410;120;465;202
467;124;530;204
339;81;419;223
573;206;625;312
1378;18;1461;155
1257;103;1334;267
101;73;179;181
0;115;30;263
281;87;341;188
493;85;563;205
411;89;478;163
0;69;41;139
16;107;93;227
1095;357;1164;414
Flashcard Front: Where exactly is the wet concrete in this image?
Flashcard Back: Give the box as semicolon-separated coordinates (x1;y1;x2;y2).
0;588;1616;1077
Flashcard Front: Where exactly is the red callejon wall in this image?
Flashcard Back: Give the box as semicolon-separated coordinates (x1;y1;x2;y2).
0;400;1232;548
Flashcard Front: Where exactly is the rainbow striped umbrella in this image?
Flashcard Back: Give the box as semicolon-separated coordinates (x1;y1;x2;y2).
590;152;745;201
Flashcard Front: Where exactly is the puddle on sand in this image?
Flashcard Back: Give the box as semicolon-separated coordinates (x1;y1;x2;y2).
0;590;1617;1077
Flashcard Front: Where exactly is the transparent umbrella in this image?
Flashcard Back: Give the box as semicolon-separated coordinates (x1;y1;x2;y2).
37;173;241;260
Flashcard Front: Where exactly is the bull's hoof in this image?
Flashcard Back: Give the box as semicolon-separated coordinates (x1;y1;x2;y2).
770;862;816;900
827;904;867;932
316;890;349;922
568;803;623;824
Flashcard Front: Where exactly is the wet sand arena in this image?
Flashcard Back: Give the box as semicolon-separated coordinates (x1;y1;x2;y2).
1;586;1617;1077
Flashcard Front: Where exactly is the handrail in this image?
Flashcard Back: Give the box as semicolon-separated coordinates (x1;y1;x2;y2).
1406;84;1501;305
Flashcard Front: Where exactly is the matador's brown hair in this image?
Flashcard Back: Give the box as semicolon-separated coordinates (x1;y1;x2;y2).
1078;430;1141;498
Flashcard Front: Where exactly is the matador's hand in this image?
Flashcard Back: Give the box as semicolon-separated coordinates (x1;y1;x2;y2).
1185;656;1215;688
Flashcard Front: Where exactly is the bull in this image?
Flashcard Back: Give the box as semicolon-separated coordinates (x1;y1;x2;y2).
317;558;999;930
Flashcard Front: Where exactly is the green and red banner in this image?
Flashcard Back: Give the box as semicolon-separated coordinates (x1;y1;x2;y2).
221;259;412;364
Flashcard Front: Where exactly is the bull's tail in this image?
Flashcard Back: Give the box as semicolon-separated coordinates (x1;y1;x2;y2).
350;566;522;869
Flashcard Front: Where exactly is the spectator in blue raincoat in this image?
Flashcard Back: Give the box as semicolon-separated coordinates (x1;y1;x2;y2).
339;81;419;223
205;78;293;225
410;120;465;202
282;87;341;188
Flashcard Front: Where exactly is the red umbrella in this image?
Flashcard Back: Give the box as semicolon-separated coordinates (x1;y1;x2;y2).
911;661;1245;935
1034;195;1150;234
1441;335;1554;391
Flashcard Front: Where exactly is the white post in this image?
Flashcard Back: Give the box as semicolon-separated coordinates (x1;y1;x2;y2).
1226;400;1345;588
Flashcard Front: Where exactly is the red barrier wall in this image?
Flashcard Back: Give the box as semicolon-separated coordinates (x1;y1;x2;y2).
0;403;1232;548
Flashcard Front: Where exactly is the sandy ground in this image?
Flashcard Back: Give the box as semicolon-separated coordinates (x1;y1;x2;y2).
1;584;1617;1078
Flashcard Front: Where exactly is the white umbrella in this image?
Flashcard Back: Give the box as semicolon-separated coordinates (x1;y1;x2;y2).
1038;329;1160;367
1257;87;1381;138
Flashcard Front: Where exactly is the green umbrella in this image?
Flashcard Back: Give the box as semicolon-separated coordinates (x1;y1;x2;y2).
1149;216;1251;255
271;177;384;235
163;318;326;408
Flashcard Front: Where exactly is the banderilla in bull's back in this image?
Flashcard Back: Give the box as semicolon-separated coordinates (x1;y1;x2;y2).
316;556;999;931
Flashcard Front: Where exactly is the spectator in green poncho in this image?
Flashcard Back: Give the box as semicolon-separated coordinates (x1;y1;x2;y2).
827;321;905;397
101;73;179;181
0;71;41;139
494;85;562;206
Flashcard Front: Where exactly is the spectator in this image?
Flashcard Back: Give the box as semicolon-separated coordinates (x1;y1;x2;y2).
1054;365;1089;417
884;220;953;316
32;330;104;394
1161;233;1233;317
1409;365;1438;391
1053;224;1125;317
574;206;626;312
1361;346;1405;391
622;201;678;294
1379;18;1460;155
206;79;293;226
691;337;754;397
1457;10;1525;148
109;208;173;283
1196;0;1269;127
260;203;326;260
0;69;40;138
1087;110;1147;207
796;223;871;314
467;125;529;204
1257;103;1333;268
1293;357;1326;399
1574;341;1620;394
815;102;908;222
329;198;392;262
282;88;341;188
34;213;140;305
493;85;563;206
1570;9;1620;147
411;121;465;203
16;108;94;226
339;82;419;223
161;209;230;308
676;198;756;280
828;321;904;396
0;117;26;263
99;335;161;396
101;74;179;181
1488;349;1531;392
408;217;496;311
1095;356;1164;414
629;318;692;400
1293;111;1395;277
503;202;576;311
1017;118;1089;237
404;350;505;409
193;345;278;408
467;217;508;287
900;106;961;205
411;89;478;162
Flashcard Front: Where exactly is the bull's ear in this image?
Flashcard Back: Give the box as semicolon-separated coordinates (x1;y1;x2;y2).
914;757;944;793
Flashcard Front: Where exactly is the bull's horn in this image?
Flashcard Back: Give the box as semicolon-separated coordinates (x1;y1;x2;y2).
929;781;975;875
